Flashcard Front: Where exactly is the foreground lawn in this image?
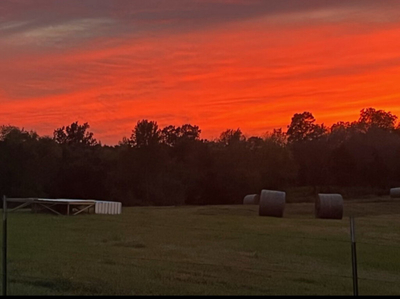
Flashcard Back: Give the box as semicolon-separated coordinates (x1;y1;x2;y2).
1;196;399;295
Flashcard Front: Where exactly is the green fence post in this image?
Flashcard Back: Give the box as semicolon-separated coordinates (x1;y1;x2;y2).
350;216;358;296
2;195;7;296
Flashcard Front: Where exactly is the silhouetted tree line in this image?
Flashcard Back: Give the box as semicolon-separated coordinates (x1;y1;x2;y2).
1;108;400;206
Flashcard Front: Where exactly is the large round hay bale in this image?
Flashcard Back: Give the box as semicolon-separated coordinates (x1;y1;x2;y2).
243;194;260;205
390;188;400;198
315;193;343;219
259;190;285;217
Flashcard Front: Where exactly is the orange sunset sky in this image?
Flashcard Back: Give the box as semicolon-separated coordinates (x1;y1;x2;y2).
1;0;400;145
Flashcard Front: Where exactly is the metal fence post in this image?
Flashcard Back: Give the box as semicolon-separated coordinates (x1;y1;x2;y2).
350;216;358;296
2;195;7;296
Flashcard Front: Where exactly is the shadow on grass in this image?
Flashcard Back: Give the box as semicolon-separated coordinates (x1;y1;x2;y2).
9;276;106;295
114;241;146;248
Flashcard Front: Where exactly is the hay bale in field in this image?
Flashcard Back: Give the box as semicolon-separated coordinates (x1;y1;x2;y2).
315;193;343;219
243;194;260;205
390;187;400;198
258;189;285;217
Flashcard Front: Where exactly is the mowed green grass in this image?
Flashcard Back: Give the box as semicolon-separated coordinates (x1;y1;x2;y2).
1;196;400;295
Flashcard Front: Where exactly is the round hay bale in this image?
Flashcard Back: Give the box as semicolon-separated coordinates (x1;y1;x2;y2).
258;190;285;217
315;193;343;219
243;194;260;205
390;187;400;198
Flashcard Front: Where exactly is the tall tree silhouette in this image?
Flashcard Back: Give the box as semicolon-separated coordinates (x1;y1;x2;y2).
130;119;161;148
53;121;97;146
161;124;201;147
286;112;327;143
161;125;179;147
357;108;398;132
219;128;245;146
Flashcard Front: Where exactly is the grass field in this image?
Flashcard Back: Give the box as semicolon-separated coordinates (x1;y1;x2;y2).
1;196;399;295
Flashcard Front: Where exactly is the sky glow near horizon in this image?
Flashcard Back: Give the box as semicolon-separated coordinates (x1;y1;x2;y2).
1;0;400;144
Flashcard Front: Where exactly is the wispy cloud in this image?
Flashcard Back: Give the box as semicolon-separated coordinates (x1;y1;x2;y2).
0;20;31;31
3;18;115;47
